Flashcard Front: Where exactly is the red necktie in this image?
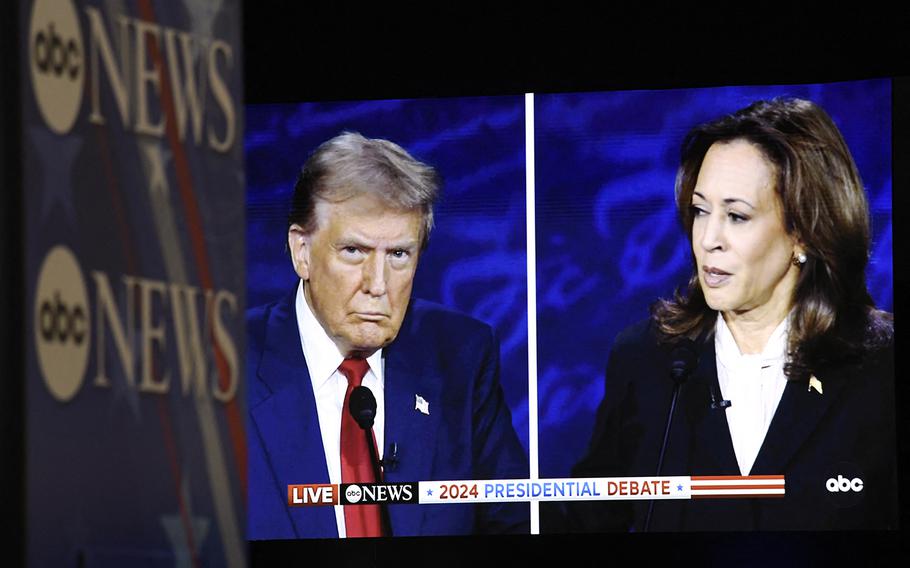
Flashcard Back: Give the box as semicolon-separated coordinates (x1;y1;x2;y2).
338;358;383;537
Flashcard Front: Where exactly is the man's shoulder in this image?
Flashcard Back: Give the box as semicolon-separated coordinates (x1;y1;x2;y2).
400;298;493;340
246;290;297;370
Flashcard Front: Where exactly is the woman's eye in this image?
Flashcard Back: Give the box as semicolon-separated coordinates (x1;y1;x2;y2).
728;212;749;223
691;205;707;217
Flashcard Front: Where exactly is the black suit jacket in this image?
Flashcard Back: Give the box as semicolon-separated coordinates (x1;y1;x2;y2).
568;318;897;531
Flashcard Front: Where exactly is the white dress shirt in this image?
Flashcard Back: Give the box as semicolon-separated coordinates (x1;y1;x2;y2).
715;313;789;476
295;280;385;538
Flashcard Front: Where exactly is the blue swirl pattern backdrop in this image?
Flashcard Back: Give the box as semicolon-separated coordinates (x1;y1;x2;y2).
246;97;530;453
535;80;892;478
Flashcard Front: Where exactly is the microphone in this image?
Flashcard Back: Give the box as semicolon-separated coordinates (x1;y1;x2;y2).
349;386;377;430
348;387;382;480
669;339;698;384
347;385;393;536
383;442;400;471
644;338;699;532
710;384;732;410
348;389;398;469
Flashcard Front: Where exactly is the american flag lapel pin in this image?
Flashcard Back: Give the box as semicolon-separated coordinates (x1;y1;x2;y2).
808;375;823;395
415;394;430;415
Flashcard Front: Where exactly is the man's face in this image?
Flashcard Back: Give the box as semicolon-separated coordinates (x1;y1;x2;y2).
289;193;423;357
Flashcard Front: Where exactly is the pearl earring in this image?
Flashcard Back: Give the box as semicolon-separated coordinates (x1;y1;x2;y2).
792;252;807;266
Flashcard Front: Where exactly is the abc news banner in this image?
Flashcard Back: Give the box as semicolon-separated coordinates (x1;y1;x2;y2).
288;476;787;507
23;0;245;566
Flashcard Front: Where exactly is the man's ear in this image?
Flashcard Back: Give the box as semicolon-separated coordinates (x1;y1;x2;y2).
288;224;311;280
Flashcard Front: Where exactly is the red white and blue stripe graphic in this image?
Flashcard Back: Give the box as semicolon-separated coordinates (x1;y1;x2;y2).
689;475;786;499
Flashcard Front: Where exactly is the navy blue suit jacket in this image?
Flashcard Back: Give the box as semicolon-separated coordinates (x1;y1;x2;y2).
568;318;897;531
247;289;529;539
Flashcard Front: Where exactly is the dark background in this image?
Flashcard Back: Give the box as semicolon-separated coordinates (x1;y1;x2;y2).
1;2;25;566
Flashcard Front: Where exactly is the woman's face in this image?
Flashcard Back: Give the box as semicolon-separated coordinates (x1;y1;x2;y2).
691;140;802;322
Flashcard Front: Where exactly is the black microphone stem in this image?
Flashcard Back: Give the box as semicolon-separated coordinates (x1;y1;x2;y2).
363;428;393;537
365;430;383;482
643;381;683;533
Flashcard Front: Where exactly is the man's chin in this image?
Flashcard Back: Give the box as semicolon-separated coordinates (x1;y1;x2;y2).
341;328;397;357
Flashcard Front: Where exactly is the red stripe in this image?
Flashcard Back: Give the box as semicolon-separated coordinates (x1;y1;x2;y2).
158;394;201;568
692;484;785;490
136;0;248;495
92;70;200;568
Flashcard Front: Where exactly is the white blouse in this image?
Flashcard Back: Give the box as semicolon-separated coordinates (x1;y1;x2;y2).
714;314;790;476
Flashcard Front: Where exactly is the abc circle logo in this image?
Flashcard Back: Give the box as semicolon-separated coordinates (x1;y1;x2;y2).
826;475;863;493
29;0;84;134
34;245;91;402
345;484;363;504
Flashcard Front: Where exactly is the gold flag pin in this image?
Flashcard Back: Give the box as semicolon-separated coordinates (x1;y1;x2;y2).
808;375;823;395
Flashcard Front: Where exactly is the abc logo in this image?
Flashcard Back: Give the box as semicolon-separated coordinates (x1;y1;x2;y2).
826;475;863;493
34;245;91;402
345;484;363;504
29;0;84;134
39;291;87;344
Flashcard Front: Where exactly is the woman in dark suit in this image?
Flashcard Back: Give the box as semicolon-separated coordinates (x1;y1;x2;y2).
569;98;895;531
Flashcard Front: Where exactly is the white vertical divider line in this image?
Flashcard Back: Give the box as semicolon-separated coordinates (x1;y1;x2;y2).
525;92;540;535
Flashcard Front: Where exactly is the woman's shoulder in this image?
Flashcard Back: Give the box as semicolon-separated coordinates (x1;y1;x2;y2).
609;318;678;366
820;308;894;373
857;310;894;371
612;317;659;350
862;309;894;350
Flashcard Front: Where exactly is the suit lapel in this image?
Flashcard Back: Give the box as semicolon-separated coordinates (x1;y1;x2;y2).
750;365;849;475
682;331;740;475
250;290;336;538
381;312;443;536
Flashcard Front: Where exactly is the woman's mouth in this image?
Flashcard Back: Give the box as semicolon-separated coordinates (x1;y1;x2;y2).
702;266;732;288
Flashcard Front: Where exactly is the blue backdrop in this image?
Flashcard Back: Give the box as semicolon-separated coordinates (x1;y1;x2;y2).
534;80;893;478
245;97;531;453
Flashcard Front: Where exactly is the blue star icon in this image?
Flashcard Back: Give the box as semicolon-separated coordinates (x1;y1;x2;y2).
426;488;433;496
677;484;684;492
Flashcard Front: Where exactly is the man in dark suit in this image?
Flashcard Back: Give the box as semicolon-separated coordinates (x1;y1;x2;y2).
247;132;528;539
565;318;896;532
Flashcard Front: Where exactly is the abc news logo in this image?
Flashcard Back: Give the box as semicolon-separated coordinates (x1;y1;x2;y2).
33;244;240;403
28;0;238;149
38;291;87;345
29;0;84;134
287;483;418;507
34;21;80;80
34;246;91;402
826;475;863;493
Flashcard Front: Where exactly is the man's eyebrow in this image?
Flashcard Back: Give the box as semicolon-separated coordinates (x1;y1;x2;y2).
388;240;419;250
335;237;420;250
335;237;373;248
692;191;755;210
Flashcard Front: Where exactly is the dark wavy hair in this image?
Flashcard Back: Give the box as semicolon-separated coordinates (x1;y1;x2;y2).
652;98;891;380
